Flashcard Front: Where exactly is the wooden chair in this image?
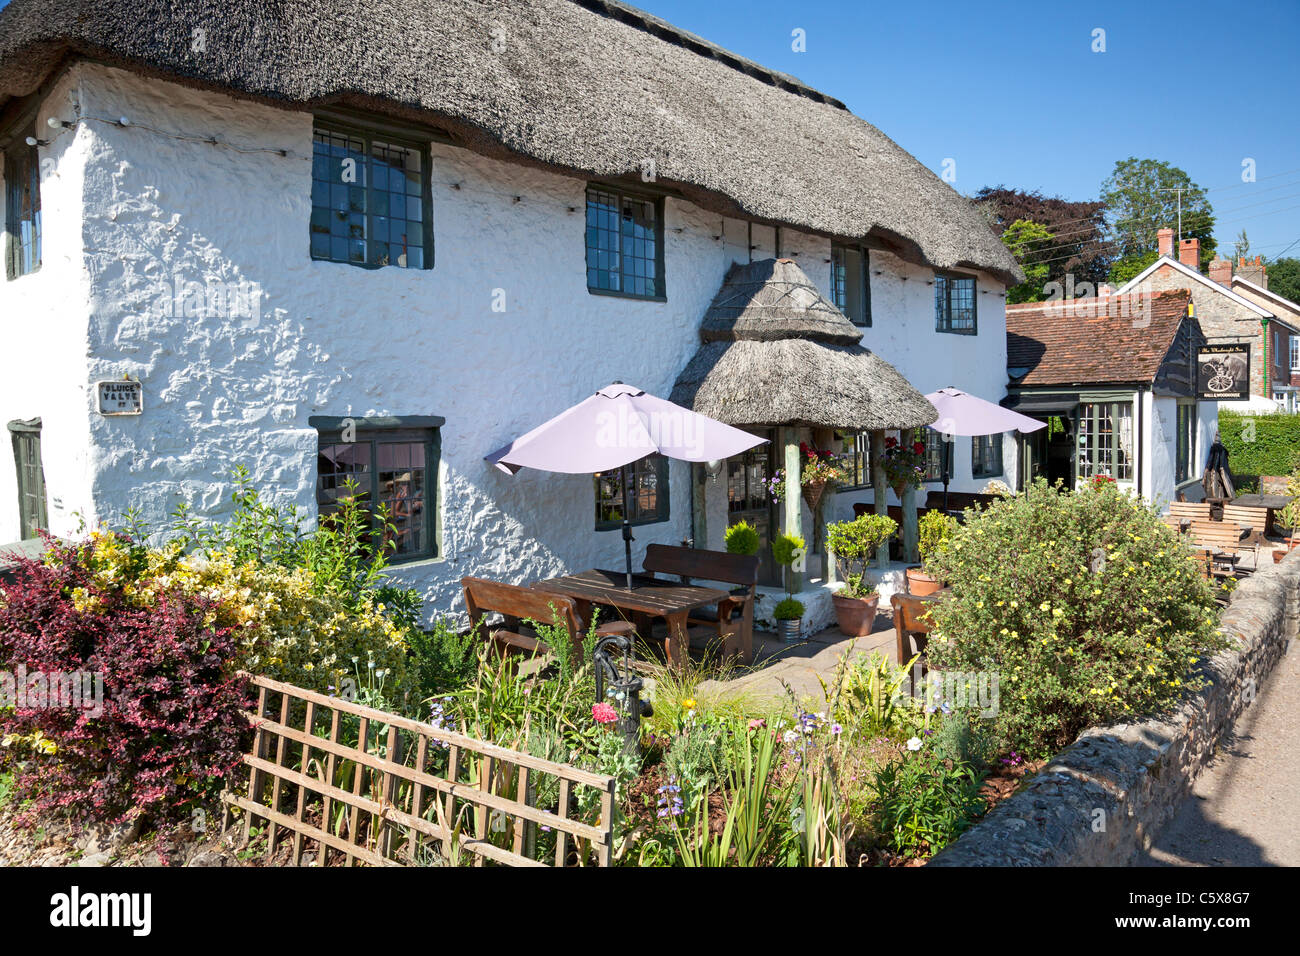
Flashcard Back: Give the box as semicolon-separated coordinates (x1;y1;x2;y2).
1186;520;1253;575
890;592;937;694
461;576;634;659
641;544;759;663
1222;504;1270;549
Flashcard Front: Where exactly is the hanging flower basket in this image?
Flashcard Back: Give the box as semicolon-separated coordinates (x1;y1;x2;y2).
802;479;829;511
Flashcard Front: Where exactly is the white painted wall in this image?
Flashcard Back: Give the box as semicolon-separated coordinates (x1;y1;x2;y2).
8;62;1009;618
0;69;96;544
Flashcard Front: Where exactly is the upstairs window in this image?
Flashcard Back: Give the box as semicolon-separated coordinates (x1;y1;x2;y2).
1291;335;1299;373
595;454;669;529
4;132;41;279
311;120;432;270
585;186;664;299
831;244;871;326
314;418;442;562
935;272;977;334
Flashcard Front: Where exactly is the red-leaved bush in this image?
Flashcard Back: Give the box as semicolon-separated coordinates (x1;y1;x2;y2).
0;537;251;828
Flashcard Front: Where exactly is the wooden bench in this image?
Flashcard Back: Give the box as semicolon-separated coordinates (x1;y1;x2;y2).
461;576;633;659
1222;504;1270;547
641;544;759;663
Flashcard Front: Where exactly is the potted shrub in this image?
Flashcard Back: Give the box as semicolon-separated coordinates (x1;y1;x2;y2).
908;510;957;595
772;596;806;643
724;520;760;556
771;532;806;642
825;512;898;636
1279;469;1300;552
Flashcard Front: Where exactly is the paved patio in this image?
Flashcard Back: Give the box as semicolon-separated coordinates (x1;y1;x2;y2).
688;610;902;708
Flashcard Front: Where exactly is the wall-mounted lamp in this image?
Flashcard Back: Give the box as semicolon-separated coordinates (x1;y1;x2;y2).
705;459;724;482
23;136;48;147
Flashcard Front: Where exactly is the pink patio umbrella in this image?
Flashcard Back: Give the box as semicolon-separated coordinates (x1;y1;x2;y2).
924;387;1047;510
486;382;767;588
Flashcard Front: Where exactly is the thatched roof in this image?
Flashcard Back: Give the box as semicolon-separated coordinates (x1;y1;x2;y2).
701;259;862;346
671;259;938;431
0;0;1021;286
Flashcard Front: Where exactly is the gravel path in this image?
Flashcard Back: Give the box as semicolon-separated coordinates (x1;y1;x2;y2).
1138;639;1299;867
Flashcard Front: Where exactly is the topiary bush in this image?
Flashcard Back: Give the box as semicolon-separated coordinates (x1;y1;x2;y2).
825;513;896;597
0;538;251;828
925;478;1225;758
724;520;761;556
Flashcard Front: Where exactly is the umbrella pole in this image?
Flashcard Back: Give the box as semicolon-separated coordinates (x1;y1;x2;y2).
942;437;952;513
622;464;634;589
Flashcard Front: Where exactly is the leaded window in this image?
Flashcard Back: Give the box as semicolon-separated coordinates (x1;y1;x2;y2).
4;134;41;279
311;121;432;269
834;431;872;489
585;186;664;299
923;429;949;481
935;272;977;334
831;244;871;327
596;454;668;528
972;434;1003;479
316;424;439;560
1078;401;1134;482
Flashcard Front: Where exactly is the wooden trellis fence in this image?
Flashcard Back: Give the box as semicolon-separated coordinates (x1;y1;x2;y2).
221;674;616;867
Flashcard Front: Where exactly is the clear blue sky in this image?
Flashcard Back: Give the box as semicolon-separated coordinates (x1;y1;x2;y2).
633;0;1300;260
3;0;1296;258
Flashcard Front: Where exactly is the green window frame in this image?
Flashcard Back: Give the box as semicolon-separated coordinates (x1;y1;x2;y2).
923;429;949;482
310;118;433;270
935;272;977;334
585;185;665;300
1077;401;1134;482
312;416;443;562
971;434;1003;479
1175;402;1196;484
8;418;47;540
4;131;41;280
833;431;872;490
596;454;669;529
831;244;871;327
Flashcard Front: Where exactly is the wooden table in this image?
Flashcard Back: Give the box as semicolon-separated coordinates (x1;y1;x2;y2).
1231;493;1292;537
532;569;730;667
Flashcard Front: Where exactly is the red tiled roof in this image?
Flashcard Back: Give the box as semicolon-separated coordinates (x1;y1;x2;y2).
1005;290;1192;386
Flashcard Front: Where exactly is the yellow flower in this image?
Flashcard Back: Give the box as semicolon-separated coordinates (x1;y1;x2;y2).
682;698;696;710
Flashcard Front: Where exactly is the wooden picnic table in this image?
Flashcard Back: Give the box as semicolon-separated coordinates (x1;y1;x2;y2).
1230;493;1292;536
532;568;730;667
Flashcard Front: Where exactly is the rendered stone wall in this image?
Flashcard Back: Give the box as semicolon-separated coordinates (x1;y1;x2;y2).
930;548;1300;866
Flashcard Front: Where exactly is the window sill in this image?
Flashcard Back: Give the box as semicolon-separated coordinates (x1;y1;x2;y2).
383;553;444;571
587;287;666;303
596;517;670;532
936;328;978;336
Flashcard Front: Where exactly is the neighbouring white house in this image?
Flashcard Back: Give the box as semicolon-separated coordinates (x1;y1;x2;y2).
0;0;1020;616
1004;289;1218;508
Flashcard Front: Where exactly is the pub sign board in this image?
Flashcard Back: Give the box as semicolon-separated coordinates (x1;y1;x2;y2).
97;380;143;416
1196;344;1250;401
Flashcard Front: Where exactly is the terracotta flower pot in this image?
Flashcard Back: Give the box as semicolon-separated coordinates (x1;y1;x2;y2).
905;566;942;596
832;591;881;637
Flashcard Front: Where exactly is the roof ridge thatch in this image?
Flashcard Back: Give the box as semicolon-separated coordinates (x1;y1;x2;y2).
701;259;862;346
0;0;1022;285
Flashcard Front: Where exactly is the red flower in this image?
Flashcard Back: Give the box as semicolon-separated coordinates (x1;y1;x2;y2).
912;442;926;455
592;702;619;724
884;436;898;449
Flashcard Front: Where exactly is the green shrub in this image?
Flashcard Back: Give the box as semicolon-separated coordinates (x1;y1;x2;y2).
407;616;479;703
918;510;958;565
928;714;999;775
724;521;761;556
825;513;896;597
771;532;805;568
773;597;805;620
871;748;985;858
1218;410;1300;492
926;478;1225;758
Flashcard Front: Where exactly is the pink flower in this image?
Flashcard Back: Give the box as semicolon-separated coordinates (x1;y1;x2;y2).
592;702;619;725
747;718;766;731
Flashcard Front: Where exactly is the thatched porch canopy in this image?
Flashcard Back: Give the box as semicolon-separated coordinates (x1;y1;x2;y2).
671;259;937;431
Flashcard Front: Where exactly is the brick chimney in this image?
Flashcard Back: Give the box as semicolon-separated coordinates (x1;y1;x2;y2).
1208;256;1232;287
1238;255;1268;289
1178;237;1201;271
1157;227;1175;258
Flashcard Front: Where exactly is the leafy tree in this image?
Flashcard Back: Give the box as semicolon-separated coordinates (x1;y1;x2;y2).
1000;219;1055;302
1100;158;1216;269
1233;229;1250;262
1108;249;1159;287
974;186;1113;291
1264;257;1300;304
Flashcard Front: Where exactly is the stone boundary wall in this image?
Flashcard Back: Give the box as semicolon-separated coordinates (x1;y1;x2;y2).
929;548;1300;866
